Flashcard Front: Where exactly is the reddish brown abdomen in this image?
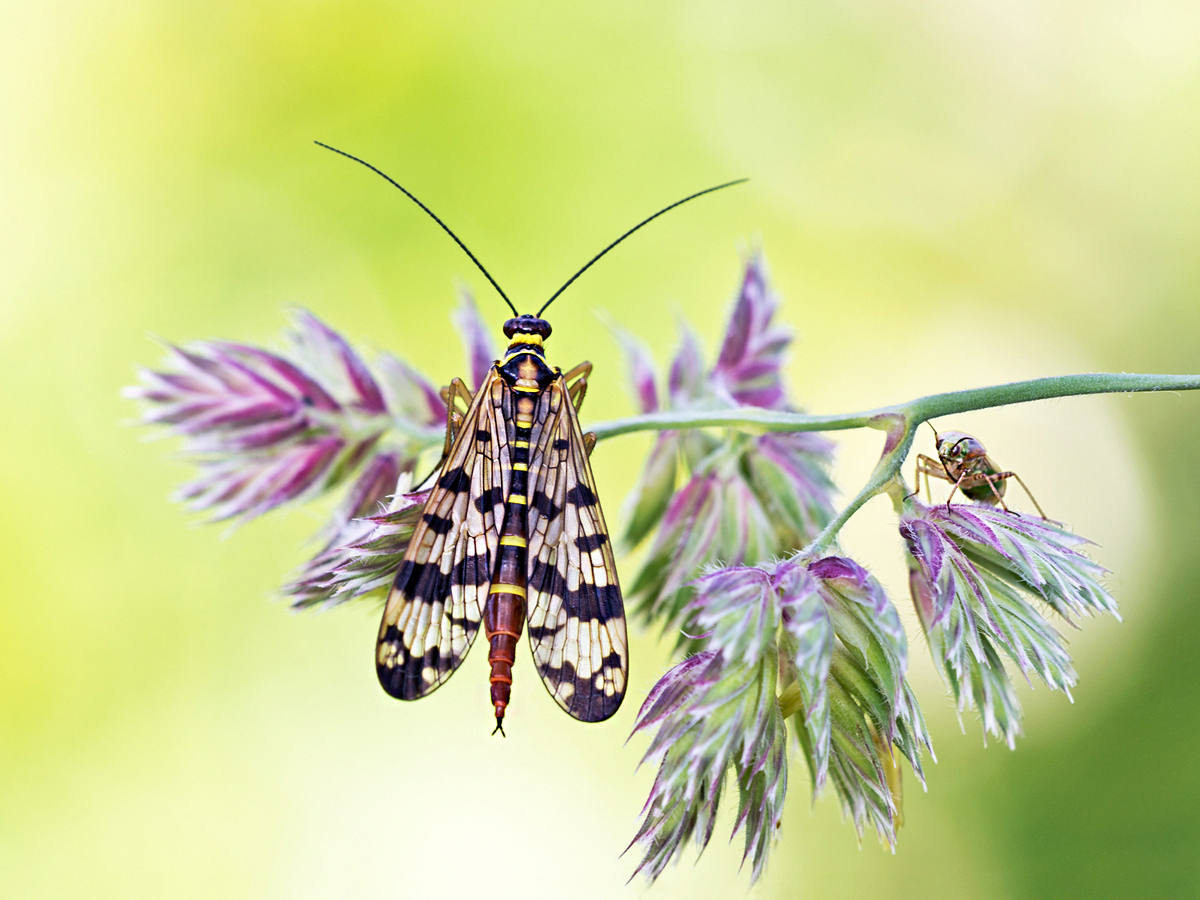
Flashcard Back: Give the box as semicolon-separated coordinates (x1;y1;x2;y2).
484;391;535;732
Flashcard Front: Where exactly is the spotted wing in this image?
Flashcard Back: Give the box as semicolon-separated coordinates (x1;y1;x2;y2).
525;376;627;722
376;370;510;699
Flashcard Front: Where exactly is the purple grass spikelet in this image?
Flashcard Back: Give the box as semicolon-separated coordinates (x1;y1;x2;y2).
126;310;445;524
630;566;789;883
285;474;430;609
614;253;836;634
631;555;930;881
900;501;1117;746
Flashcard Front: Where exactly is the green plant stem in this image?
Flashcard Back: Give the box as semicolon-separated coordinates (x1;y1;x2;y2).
587;372;1200;552
588;373;1200;440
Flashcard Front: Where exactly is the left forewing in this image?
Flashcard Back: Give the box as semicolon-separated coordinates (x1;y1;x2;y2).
525;377;628;722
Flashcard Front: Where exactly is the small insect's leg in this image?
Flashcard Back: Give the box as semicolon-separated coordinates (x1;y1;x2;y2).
583;432;597;458
910;455;947;502
1010;473;1049;520
908;461;923;502
945;470;969;510
977;472;1012;512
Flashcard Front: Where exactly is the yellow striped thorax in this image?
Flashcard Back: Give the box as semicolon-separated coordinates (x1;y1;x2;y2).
499;314;555;392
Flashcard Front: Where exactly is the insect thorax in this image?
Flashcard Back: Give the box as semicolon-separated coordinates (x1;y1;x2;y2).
499;327;555;393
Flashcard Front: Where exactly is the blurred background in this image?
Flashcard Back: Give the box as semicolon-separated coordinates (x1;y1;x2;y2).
3;1;1200;897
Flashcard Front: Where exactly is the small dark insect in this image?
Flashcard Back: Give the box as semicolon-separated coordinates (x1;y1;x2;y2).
317;141;744;733
913;424;1047;519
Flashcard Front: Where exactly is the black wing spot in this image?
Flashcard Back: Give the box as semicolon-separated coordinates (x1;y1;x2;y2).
597;583;622;611
564;583;622;619
574;533;609;552
425;645;444;675
454;553;491;586
529;557;556;590
422;512;454;534
474;487;504;514
553;438;570;452
438;466;471;492
566;484;597;507
531;491;561;521
393;560;429;592
602;650;623;670
475;429;492;443
379;622;403;648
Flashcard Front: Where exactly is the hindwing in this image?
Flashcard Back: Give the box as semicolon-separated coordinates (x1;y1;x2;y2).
525;375;628;722
376;371;510;699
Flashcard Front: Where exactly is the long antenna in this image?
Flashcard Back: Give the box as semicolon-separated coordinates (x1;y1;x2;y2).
537;178;748;317
315;141;519;317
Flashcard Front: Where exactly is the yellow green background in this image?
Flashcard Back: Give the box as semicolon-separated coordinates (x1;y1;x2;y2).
4;2;1199;897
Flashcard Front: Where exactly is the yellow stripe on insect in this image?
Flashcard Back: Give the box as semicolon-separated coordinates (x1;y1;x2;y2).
514;440;530;449
489;583;527;597
507;332;544;348
509;494;527;504
499;535;528;547
512;384;540;394
513;462;528;471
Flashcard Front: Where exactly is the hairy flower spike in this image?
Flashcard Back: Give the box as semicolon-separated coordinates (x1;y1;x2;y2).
712;255;791;410
607;318;659;415
630;567;788;883
373;352;445;430
286;475;428;609
900;502;1117;746
618;254;835;633
284;310;388;415
125;310;441;523
630;451;781;632
127;309;459;606
632;555;929;881
787;557;930;842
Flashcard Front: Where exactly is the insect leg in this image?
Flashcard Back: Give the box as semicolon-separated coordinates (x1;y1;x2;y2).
562;361;593;382
1006;473;1048;520
970;472;1012;512
442;378;475;454
415;378;475;491
444;377;474;415
908;457;924;501
911;454;948;503
582;432;597;458
568;375;589;411
563;361;592;412
944;470;970;509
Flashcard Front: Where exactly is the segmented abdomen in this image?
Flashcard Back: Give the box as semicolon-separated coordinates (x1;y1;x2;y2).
483;391;536;731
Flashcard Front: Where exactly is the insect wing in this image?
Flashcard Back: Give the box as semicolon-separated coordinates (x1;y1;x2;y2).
525;376;628;722
376;371;509;699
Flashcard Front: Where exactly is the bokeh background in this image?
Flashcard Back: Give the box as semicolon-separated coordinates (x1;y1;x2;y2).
4;1;1200;897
